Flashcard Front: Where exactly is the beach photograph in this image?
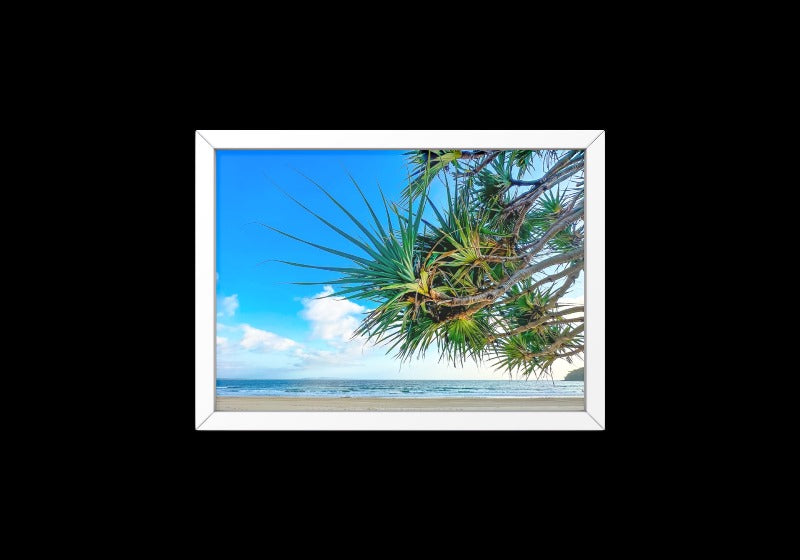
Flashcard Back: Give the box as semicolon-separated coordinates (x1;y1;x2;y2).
214;147;586;413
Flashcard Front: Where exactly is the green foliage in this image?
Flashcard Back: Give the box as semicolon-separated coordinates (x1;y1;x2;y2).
268;149;585;379
402;150;460;201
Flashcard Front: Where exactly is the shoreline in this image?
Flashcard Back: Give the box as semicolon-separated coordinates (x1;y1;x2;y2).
216;396;584;412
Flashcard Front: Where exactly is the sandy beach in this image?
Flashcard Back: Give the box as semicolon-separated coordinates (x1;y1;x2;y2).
216;396;584;412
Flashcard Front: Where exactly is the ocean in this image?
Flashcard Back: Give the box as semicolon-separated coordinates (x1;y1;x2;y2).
216;379;584;399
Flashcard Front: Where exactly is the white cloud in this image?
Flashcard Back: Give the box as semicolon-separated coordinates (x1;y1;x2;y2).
550;354;584;380
287;286;376;368
219;294;239;317
216;335;234;354
291;341;368;367
240;324;298;352
300;285;369;342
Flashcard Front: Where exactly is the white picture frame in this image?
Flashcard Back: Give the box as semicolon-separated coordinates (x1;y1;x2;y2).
196;130;605;430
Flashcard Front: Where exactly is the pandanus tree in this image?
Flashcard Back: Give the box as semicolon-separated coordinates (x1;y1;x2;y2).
267;149;585;378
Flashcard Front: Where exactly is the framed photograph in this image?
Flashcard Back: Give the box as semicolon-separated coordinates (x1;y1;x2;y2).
196;130;605;430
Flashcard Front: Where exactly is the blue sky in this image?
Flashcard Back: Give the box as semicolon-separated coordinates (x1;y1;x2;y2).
216;150;584;379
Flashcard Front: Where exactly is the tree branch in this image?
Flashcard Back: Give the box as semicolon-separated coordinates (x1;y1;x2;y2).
516;205;584;254
507;150;582;187
454;150;497;160
454;151;500;177
550;347;584;359
539;317;584;326
483;267;580;325
505;155;585;209
483;254;526;263
486;306;584;342
546;162;585;188
504;262;584;303
543;269;582;303
521;324;585;358
437;247;583;307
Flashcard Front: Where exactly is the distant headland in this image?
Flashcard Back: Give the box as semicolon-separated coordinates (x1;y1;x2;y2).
564;367;584;381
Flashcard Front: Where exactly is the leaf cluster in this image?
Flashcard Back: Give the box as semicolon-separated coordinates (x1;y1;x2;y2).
269;150;586;378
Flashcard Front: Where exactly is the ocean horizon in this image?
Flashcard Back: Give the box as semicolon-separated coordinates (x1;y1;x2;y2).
216;378;584;399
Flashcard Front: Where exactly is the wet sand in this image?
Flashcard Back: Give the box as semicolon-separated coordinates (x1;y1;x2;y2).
216;396;584;412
